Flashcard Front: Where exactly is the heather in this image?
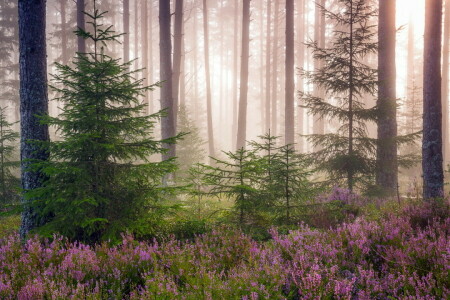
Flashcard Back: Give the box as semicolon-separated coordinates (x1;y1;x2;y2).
0;201;448;299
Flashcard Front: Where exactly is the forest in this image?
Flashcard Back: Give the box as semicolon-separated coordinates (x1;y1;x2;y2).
0;0;449;298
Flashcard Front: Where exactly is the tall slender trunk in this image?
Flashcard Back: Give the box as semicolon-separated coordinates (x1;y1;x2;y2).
123;0;130;64
76;0;85;53
232;0;239;149
312;0;324;138
271;0;280;135
179;19;186;108
173;0;184;129
259;0;264;134
296;0;305;150
159;0;176;160
423;0;444;199
142;0;149;105
134;0;139;71
442;0;450;164
348;1;354;191
285;0;295;146
376;0;398;195
265;0;272;134
236;0;251;149
18;0;50;238
202;0;215;157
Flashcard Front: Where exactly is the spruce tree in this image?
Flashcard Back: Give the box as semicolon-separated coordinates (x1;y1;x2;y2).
300;0;378;191
199;148;260;226
0;107;19;205
27;5;178;243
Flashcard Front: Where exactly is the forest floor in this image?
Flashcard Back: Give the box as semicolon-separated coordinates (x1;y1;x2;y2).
0;198;448;299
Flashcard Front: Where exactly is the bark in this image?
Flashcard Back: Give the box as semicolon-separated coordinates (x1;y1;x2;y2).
442;0;450;163
264;0;272;134
271;0;280;135
142;0;149;104
18;0;50;238
123;0;130;64
423;0;444;199
376;0;398;195
232;0;239;149
202;0;215;157
285;0;295;146
159;0;176;160
259;0;264;134
312;0;324;138
173;0;184;129
236;0;251;149
134;0;138;71
76;0;85;53
296;0;305;145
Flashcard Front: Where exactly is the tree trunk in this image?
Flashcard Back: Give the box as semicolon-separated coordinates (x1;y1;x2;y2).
173;0;184;129
423;0;444;199
142;0;149;105
123;0;130;64
285;0;295;146
271;0;280;135
232;0;239;149
442;0;450;164
296;0;305;149
202;0;215;157
312;0;324;138
18;0;50;238
76;0;85;53
236;0;250;150
265;0;272;134
159;0;176;160
376;0;398;195
134;0;139;71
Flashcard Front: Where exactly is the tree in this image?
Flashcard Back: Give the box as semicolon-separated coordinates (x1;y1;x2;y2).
285;0;295;145
423;0;444;199
0;107;19;205
376;0;398;195
202;0;215;157
300;0;378;191
27;6;177;243
123;0;130;64
160;0;176;160
442;0;450;163
173;0;184;128
76;0;86;53
264;0;272;134
271;0;280;135
18;0;50;238
236;0;251;149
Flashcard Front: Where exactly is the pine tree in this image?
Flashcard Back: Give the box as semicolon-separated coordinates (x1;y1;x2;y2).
27;5;178;243
0;107;19;205
300;0;378;191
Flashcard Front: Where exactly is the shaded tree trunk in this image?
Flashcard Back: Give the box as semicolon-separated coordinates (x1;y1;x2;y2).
159;0;176;160
202;0;215;157
18;0;50;238
423;0;444;199
232;0;239;149
142;0;149;105
296;0;305;150
264;0;272;134
443;0;450;164
76;0;85;53
285;0;295;146
312;0;324;138
376;0;398;195
236;0;250;149
123;0;130;64
173;0;184;129
271;0;280;135
134;0;139;71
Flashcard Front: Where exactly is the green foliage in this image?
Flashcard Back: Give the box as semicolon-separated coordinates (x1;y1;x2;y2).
300;0;378;191
26;6;178;243
0;107;19;205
